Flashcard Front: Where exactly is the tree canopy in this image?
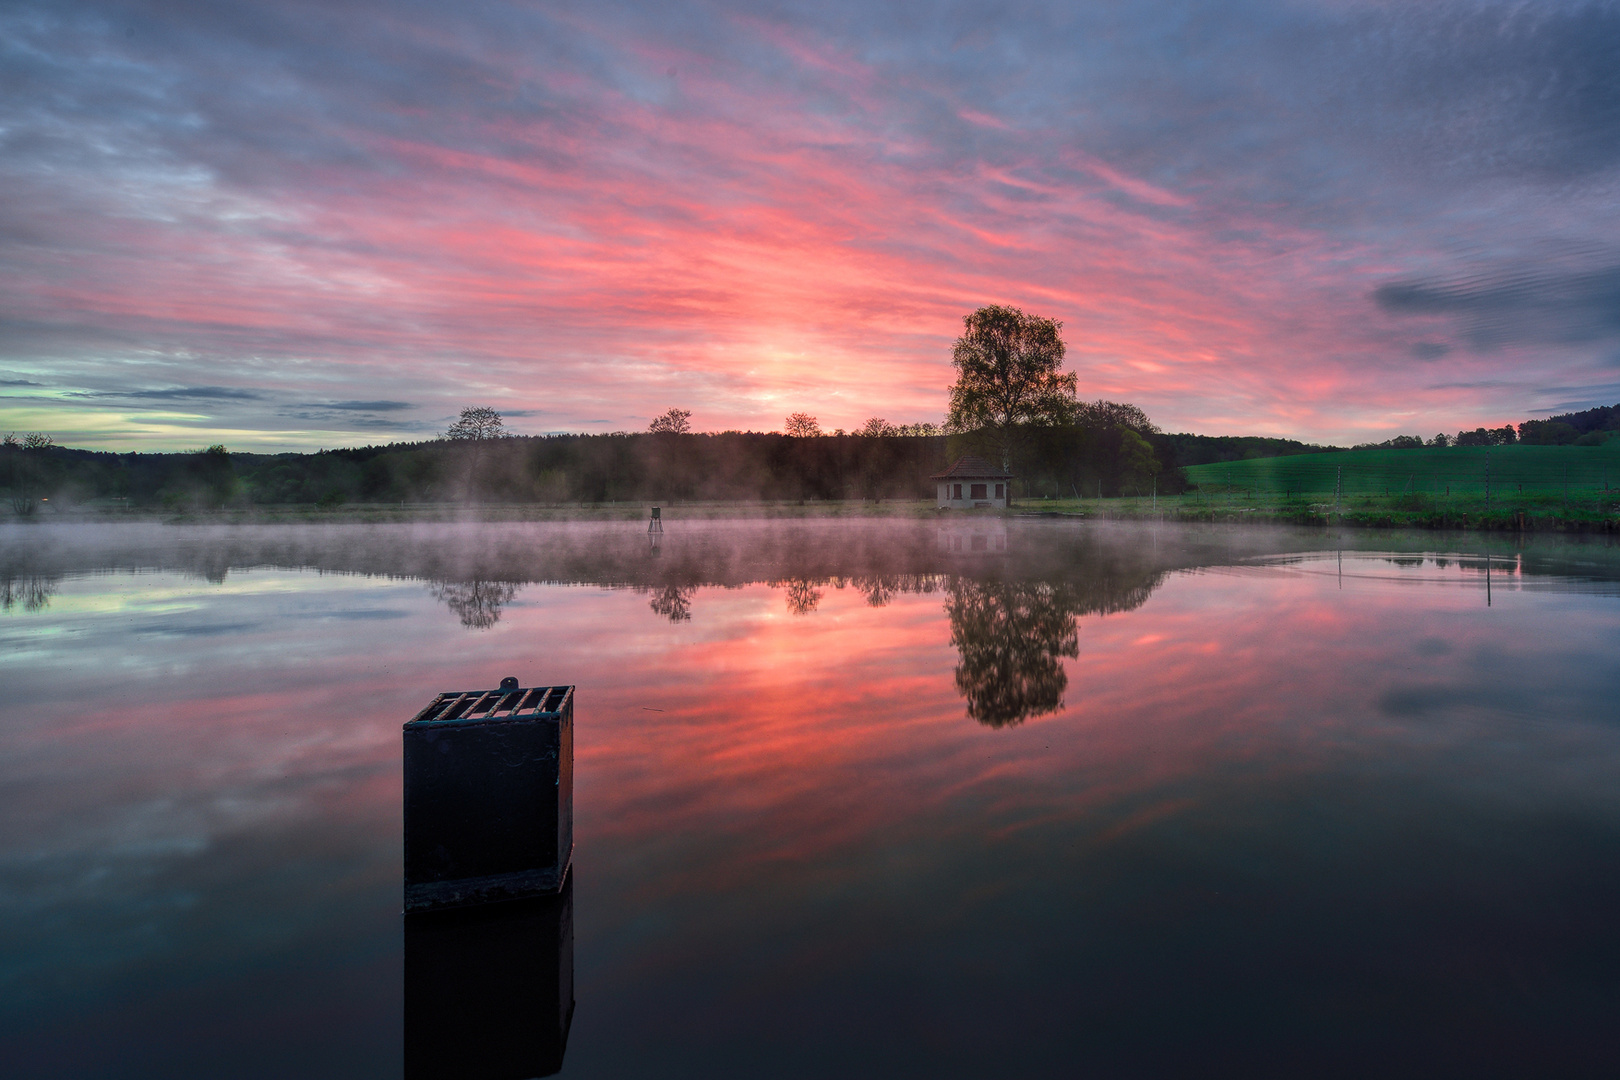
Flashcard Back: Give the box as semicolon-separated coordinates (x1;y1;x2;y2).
784;413;821;438
444;406;508;442
945;305;1077;468
649;408;692;434
443;406;508;503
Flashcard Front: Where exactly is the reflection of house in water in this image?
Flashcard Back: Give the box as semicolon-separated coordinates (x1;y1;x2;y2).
932;456;1012;509
404;877;574;1079
936;522;1009;555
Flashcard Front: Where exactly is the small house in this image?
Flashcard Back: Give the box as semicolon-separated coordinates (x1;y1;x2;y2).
932;456;1012;509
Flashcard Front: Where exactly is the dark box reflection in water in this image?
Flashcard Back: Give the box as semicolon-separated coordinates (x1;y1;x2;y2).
404;875;574;1079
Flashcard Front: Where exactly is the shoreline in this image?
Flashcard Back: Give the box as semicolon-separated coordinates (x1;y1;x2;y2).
4;493;1619;532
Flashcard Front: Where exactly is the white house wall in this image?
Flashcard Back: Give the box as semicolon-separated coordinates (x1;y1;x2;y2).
935;480;1009;509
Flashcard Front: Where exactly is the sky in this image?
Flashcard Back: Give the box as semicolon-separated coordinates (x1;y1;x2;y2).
3;0;1620;451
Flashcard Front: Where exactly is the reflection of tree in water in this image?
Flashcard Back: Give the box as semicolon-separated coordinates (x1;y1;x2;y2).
775;578;823;615
429;580;520;629
945;570;1164;727
1;574;60;613
858;575;896;607
647;584;696;622
850;574;941;608
945;579;1084;728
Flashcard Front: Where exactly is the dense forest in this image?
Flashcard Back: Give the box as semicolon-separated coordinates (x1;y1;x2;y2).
1;421;1189;511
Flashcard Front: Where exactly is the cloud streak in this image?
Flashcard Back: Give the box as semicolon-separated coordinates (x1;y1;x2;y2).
2;0;1619;448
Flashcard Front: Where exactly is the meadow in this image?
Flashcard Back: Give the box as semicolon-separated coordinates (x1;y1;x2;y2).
1156;444;1620;530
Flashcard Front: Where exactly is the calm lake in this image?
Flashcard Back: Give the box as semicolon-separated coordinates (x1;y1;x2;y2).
3;518;1619;1078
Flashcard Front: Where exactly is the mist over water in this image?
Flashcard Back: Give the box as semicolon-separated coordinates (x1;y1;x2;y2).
2;519;1619;1077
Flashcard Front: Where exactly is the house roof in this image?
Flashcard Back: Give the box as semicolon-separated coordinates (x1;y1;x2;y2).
930;455;1013;480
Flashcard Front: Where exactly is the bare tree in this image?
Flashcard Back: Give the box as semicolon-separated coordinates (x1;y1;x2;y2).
4;432;54;516
443;407;509;503
859;417;896;437
647;584;696;621
784;413;821;438
778;577;823;614
649;408;692;434
429;579;519;629
445;406;507;442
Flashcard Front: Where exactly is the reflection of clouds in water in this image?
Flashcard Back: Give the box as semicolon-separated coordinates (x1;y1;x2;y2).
429;579;519;629
1;574;59;613
6;535;1620;1071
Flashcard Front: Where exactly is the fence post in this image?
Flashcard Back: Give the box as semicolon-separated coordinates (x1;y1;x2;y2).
1334;465;1341;520
1484;450;1490;512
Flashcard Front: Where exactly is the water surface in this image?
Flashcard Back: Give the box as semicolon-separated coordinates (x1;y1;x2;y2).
3;520;1618;1077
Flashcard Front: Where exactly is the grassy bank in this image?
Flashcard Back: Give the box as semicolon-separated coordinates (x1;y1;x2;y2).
1015;491;1620;531
1;498;948;525
8;489;1619;531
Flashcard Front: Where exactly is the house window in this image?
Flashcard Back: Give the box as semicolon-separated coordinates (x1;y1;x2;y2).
994;483;1004;498
970;483;987;500
953;484;962;500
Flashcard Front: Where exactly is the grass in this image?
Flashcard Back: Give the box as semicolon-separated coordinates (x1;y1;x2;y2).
1183;443;1620;497
1084;444;1620;531
5;498;951;525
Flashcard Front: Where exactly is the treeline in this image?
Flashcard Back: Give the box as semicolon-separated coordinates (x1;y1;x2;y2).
1346;402;1620;451
2;423;1186;511
1156;434;1343;466
1517;402;1620;446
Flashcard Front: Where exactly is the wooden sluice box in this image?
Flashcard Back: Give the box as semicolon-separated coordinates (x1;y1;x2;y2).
403;679;574;911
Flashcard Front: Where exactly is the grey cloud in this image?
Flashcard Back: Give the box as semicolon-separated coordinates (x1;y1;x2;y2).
8;0;1617;239
120;386;266;401
0;379;44;386
316;400;414;412
1531;384;1620;413
1411;343;1451;360
1376;263;1620;347
278;410;426;430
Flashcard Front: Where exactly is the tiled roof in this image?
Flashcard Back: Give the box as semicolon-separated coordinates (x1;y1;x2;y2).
930;455;1013;480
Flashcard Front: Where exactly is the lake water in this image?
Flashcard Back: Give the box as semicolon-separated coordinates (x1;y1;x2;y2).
3;519;1619;1078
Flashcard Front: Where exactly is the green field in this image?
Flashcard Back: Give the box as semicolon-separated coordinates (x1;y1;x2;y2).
1185;443;1620;498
